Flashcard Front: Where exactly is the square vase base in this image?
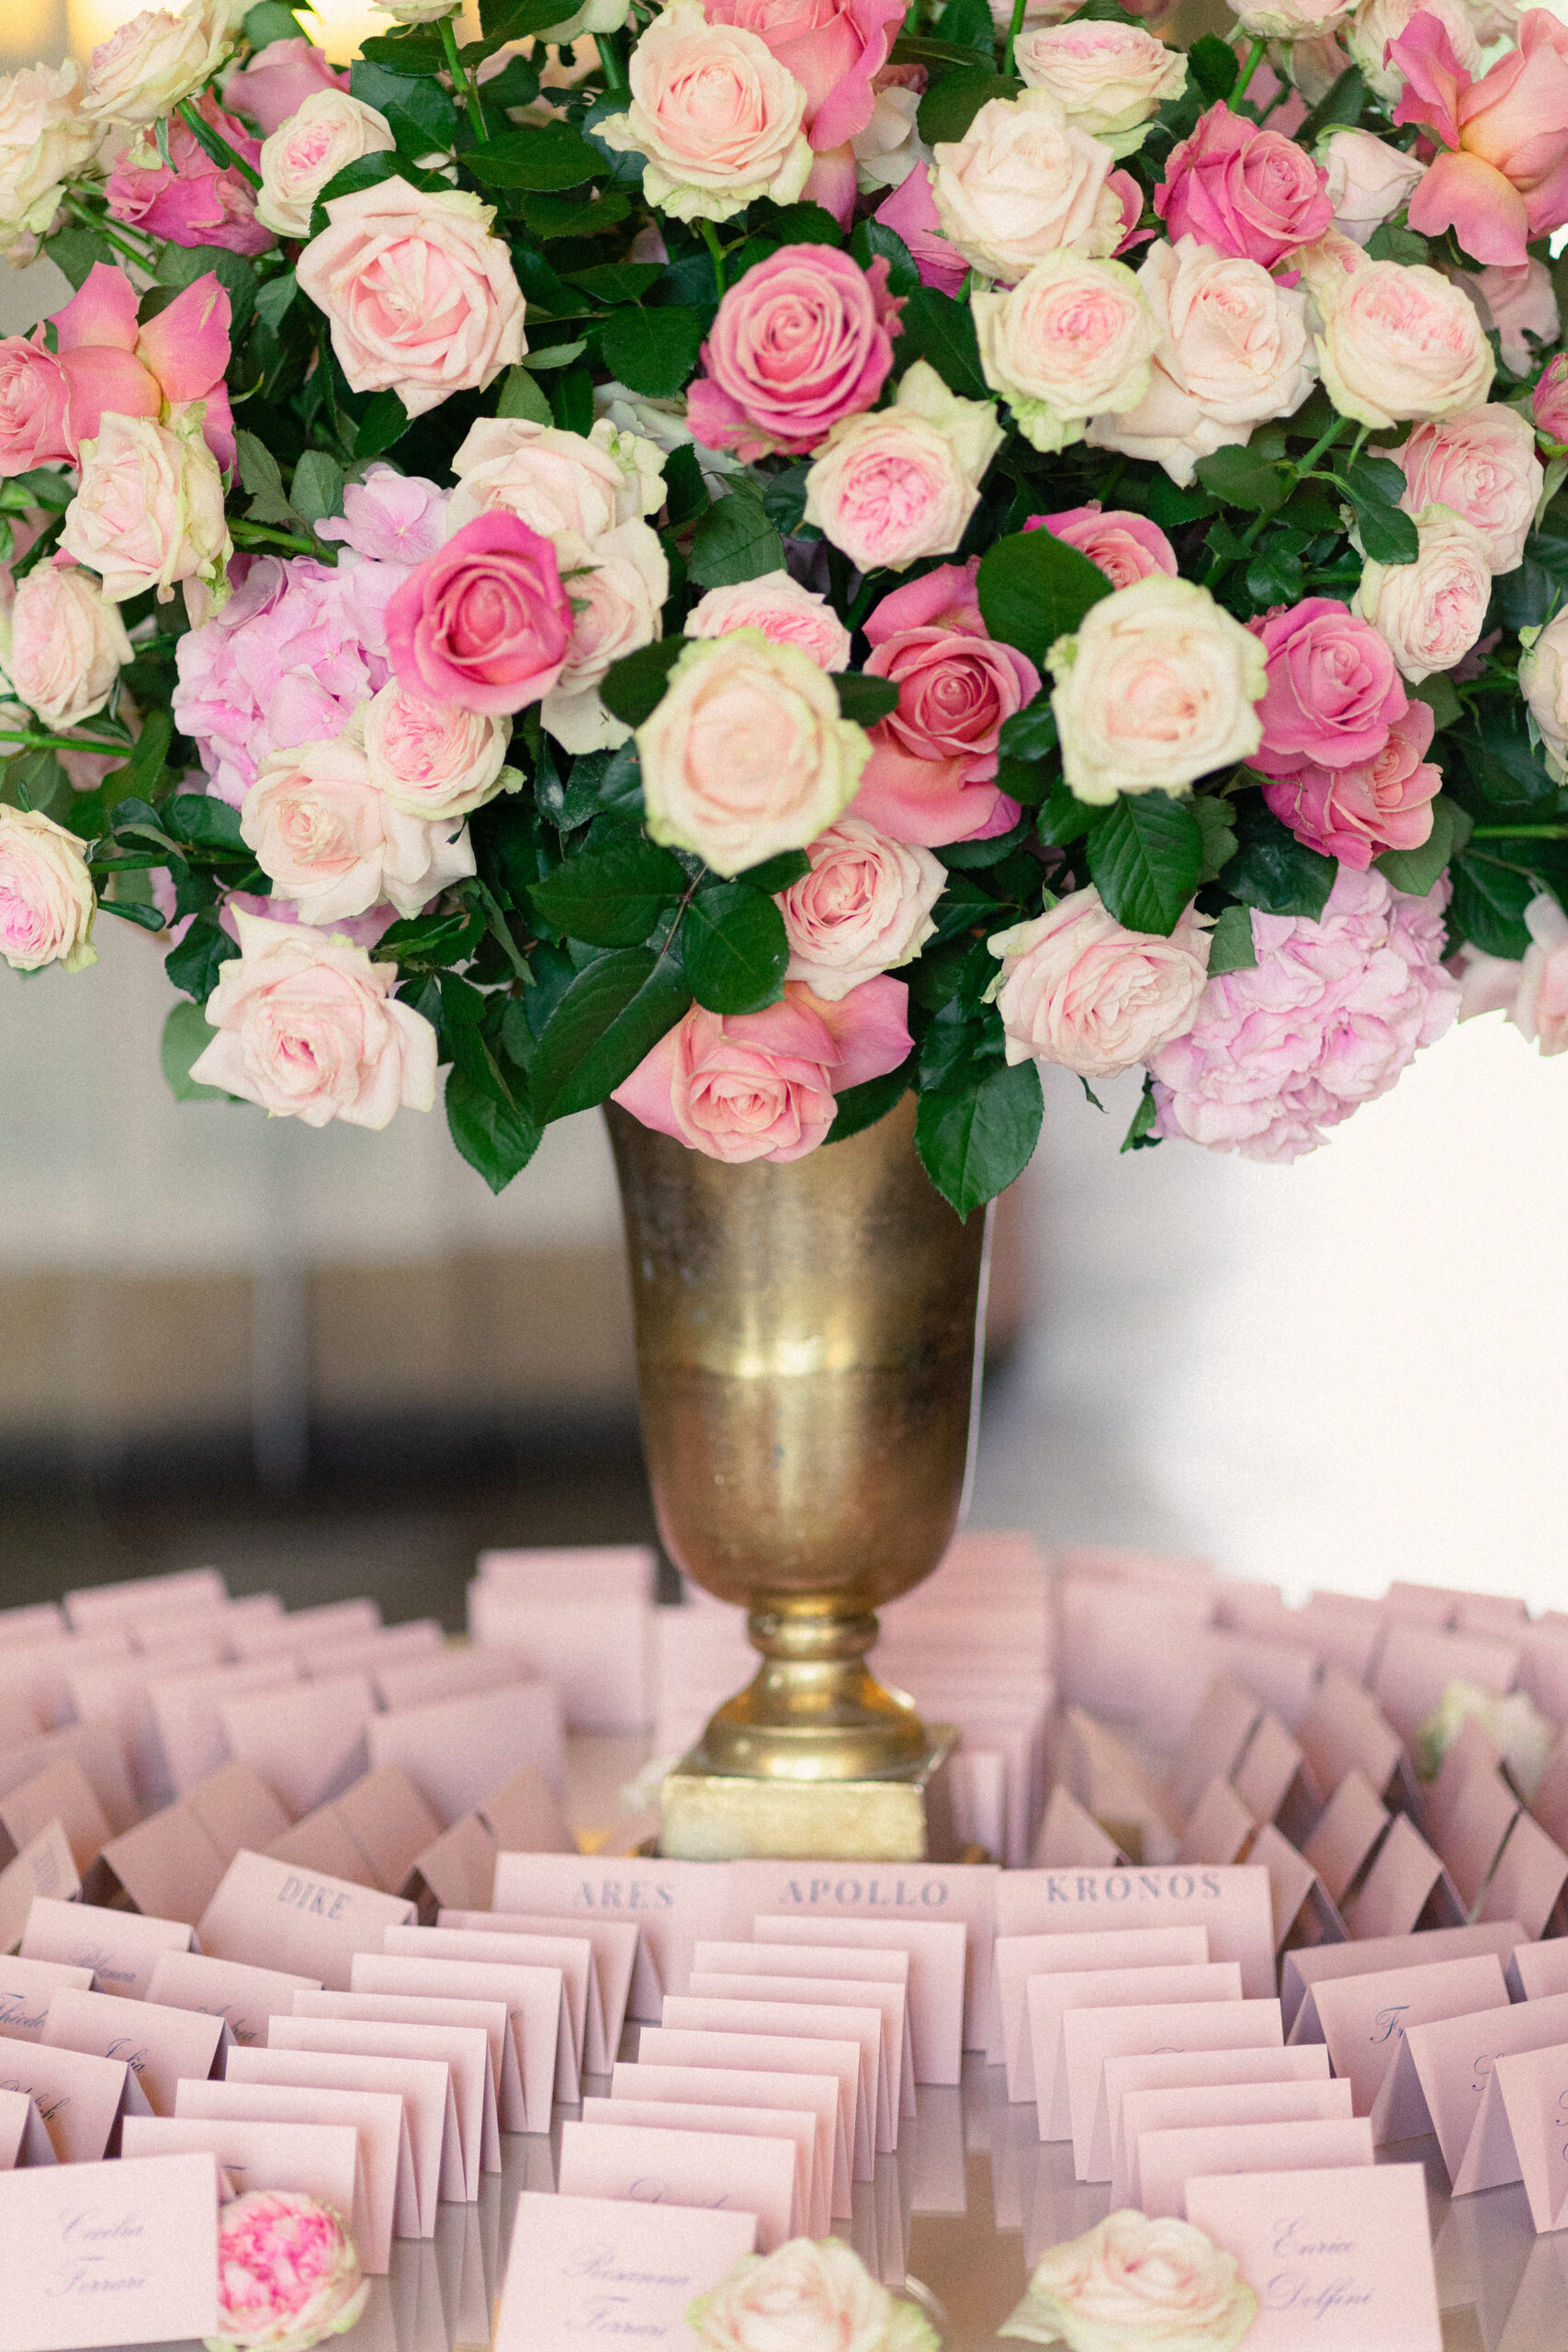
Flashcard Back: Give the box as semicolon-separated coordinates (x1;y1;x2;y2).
659;1727;960;1862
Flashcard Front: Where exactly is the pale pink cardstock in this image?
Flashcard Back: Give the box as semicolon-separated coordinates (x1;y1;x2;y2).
0;1759;109;1879
1247;1826;1346;1955
0;2040;152;2162
0;2083;54;2168
691;1940;913;2124
750;1913;965;2090
1032;1786;1124;1871
633;2027;855;2219
1102;2045;1334;2194
217;1674;376;1820
609;2060;839;2236
1427;1765;1520;1910
97;1762;291;1929
1164;1677;1261;1821
1349;1814;1465;1940
374;1643;533;1715
1029;1961;1244;2143
367;1682;565;1826
1511;1939;1568;2000
293;1989;502;2176
149;1659;301;1795
197;1849;415;1991
0;1826;79;1956
239;2041;452;2236
1177;1777;1258;1869
0;2148;220;2351
494;2190;755;2352
557;2116;796;2253
42;1986;224;2116
302;1623;444;1686
1373;1623;1520;1745
1302;1770;1390;1909
20;1896;192;2002
1233;1714;1320;1847
659;1993;879;2183
1303;1951;1509;2116
65;1568;228;1629
443;1907;640;2064
466;1587;653;1735
1473;2040;1568;2226
175;2075;404;2271
0;1955;93;2043
229;1600;381;1660
349;1948;554;2136
489;1852;732;2022
992;1926;1211;2099
1074;1996;1288;2182
1480;1814;1568;1941
384;1922;592;2098
122;2113;359;2235
1120;2083;1354;2210
994;1865;1275;2003
1424;1716;1503;1851
144;1950;322;2049
1185;2161;1442;2350
581;2094;815;2240
686;1972;906;2154
1140;2114;1373;2221
270;2011;487;2201
67;1645;225;1813
1281;1918;1522;2039
1379;1989;1568;2183
1297;1670;1403;1804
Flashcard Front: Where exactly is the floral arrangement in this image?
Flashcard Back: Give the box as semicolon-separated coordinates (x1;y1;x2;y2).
1415;1672;1554;1791
688;2235;942;2351
0;0;1565;1209
206;2189;368;2352
1000;2211;1257;2352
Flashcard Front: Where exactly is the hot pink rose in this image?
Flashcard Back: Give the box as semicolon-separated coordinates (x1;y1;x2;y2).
210;2190;367;2352
106;91;272;257
1262;701;1442;867
223;36;348;136
704;0;907;152
1026;503;1178;589
1395;8;1568;268
385;512;571;717
1154;101;1333;268
1393;404;1542;574
1248;595;1408;776
687;245;903;461
1537;352;1568;452
49;260;235;472
0;333;71;474
873;165;967;298
612;974;912;1163
854;559;1036;846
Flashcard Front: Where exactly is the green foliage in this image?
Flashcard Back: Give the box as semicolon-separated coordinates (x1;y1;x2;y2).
162;999;233;1102
935;0;997;54
917;1059;1043;1218
1196;446;1291;514
850;220;919;299
593;306;703;399
601;640;687;729
528;836;686;947
1450;852;1535;956
825;1057;915;1144
1225;799;1337;920
530;947;692;1118
464;124;602;188
834;674;900;728
1206;902;1258;973
355;390;410;459
1187;33;1238;97
1085;792;1205;935
918;64;1021;143
894;288;988;400
977;530;1112;670
1376;796;1468;896
687;485;785;588
682;883;790;1013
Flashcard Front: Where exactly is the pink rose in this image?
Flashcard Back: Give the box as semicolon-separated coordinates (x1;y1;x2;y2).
612;975;912;1163
1249;595;1409;776
385;513;572;717
704;0;907;152
297;178;525;419
1013;20;1187;153
1005;2213;1257;2352
62;410;230;605
778;817;945;997
1319;126;1426;245
0;333;71;474
685;571;852;672
317;464;448;567
598;0;811;223
688;245;903;462
107;91;273;256
873;166;968;298
1154;102;1333;267
1026;503;1178;589
4;563;131;729
224;37;349;137
1457;890;1568;1056
190;909;438;1130
802;359;1004;575
362;680;510;819
988;886;1213;1079
0;804;96;973
241;733;475;925
1262;701;1442;866
256;88;396;242
931;91;1124;285
690;2241;902;2352
1456;258;1561;377
1396;7;1568;268
1393;403;1542;572
210;2189;367;2352
1537;352;1568;453
1314;254;1495;429
50;260;234;473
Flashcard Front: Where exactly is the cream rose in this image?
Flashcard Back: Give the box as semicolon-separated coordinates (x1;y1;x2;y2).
447;414;661;542
1347;0;1481;99
803;359;1003;573
1001;2211;1257;2352
987;886;1212;1078
1315;257;1495;431
297;178;525;420
1013;23;1186;158
541;517;668;753
62;412;231;605
686;572;852;672
1395;404;1541;576
1458;897;1568;1069
778;818;944;999
1048;573;1267;805
598;0;811;225
373;0;461;21
1520;609;1568;785
241;734;475;924
975;254;1157;456
1318;126;1425;246
0;62;100;248
83;0;237;126
189;909;438;1129
689;2240;919;2352
931;91;1123;285
1232;0;1352;34
0;805;96;974
362;682;512;819
639;629;870;875
255;90;396;241
3;565;131;730
1087;235;1316;488
1356;503;1492;684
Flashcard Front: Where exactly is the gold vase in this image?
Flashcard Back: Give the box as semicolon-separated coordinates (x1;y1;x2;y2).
606;1094;990;1858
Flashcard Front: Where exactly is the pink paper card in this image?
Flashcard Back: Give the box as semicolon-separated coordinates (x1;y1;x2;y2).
0;2083;54;2168
609;2061;839;2237
1373;1623;1520;1744
686;1972;905;2154
1138;2114;1372;2220
1435;1766;1521;1912
322;1767;444;1898
0;1825;79;1955
175;2075;404;2271
1302;1770;1389;1910
1348;1814;1465;1940
660;1993;879;2184
1032;1962;1244;2147
42;1987;224;2116
0;2040;152;2162
0;1604;63;1645
20;1896;192;2002
466;1591;653;1736
144;1950;322;2050
217;1674;376;1819
1233;1714;1321;1849
690;1940;913;2124
1073;1997;1287;2182
0;1760;109;1879
349;1948;554;2136
65;1569;229;1630
197;1849;415;1991
1103;2045;1334;2195
373;1644;531;1715
0;1721;136;1840
1032;1786;1125;1871
1520;1628;1568;1724
493;2189;755;2352
238;2041;451;2236
229;1600;381;1661
1281;1918;1523;2039
294;1988;502;2175
582;2094;815;2240
270;2011;486;2202
1535;1734;1568;1852
1297;1671;1402;1804
993;1926;1211;2101
0;2148;220;2350
384;1922;592;2098
634;2027;856;2220
750;1913;965;2091
1185;2161;1442;2350
1512;1939;1568;2000
1166;1677;1262;1820
1246;1825;1345;1955
122;2113;359;2236
1480;1814;1568;1941
0;1955;93;2043
994;1864;1276;2003
446;1907;639;2065
490;1854;747;2026
1299;1591;1385;1682
1176;1779;1257;1869
1424;1716;1503;1849
1381;1988;1568;2182
99;1763;292;1928
367;1683;564;1826
1117;2079;1350;2209
558;2115;795;2253
1490;2043;1568;2231
66;1645;225;1813
1305;1951;1509;2115
301;1623;444;1686
148;1659;300;1796
1384;1580;1458;1626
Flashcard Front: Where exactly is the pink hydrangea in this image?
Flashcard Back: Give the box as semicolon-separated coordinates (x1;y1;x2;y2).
1148;866;1459;1161
318;464;449;567
107;92;272;256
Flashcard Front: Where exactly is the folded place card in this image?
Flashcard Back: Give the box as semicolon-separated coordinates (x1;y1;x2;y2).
1303;1952;1510;2116
20;1897;192;2002
175;2075;406;2272
1348;1814;1465;1940
994;1865;1276;2004
1491;2043;1568;2230
265;1763;442;1904
235;2041;451;2237
1115;2074;1349;2208
1302;1770;1391;1911
149;1659;301;1796
1185;2160;1442;2350
1511;1939;1568;2001
0;2040;152;2162
42;1987;225;2116
1102;2044;1333;2193
1077;1997;1287;2183
367;1684;565;1826
581;2094;815;2240
96;1762;291;1928
444;1907;641;2070
1139;2114;1373;2220
685;1973;906;2154
0;1760;110;1881
659;1994;878;2185
410;1774;576;1914
633;2028;855;2220
1296;1671;1404;1808
1166;1677;1262;1821
1280;1918;1523;2039
218;1676;376;1824
1374;1623;1520;1745
1425;1717;1505;1852
690;1940;913;2124
293;1989;502;2176
492;2189;755;2352
0;1955;93;2043
557;2116;796;2253
384;1922;592;2099
197;1850;415;1991
144;1950;322;2049
269;2012;486;2202
1032;1786;1125;1871
992;1925;1211;2100
489;1853;729;2024
230;1600;381;1661
1380;1989;1568;2183
609;2061;840;2236
121;2113;360;2237
0;2148;220;2351
1233;1714;1322;1850
1176;1778;1257;1870
1029;1961;1243;2143
1247;1826;1346;1955
0;2082;55;2168
1480;1814;1568;1942
750;1913;965;2090
65;1569;229;1630
348;1950;547;2136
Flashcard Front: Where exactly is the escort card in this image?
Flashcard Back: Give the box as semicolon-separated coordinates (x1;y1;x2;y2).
0;2083;54;2168
1247;1826;1346;1956
686;1973;906;2154
992;1925;1211;2099
96;1762;290;1928
489;1852;729;2022
610;2061;839;2235
175;2075;405;2271
1077;1997;1287;2182
1297;1670;1404;1806
384;1922;591;2100
690;1940;914;2122
0;2149;220;2351
751;1913;966;2089
633;2029;855;2219
1166;1676;1261;1820
1176;1778;1257;1869
42;1987;225;2116
1303;1952;1510;2115
367;1683;565;1826
1114;2075;1351;2209
492;2190;755;2352
350;1949;556;2136
217;1675;376;1825
1233;1713;1321;1849
659;1994;878;2184
1480;1814;1568;1942
197;1850;415;1990
1281;1919;1523;2038
1032;1785;1124;1871
443;1907;639;2071
1486;2042;1568;2228
0;1955;93;2043
270;2012;487;2201
65;1567;228;1628
20;1898;192;2003
1138;2115;1372;2220
557;2117;796;2253
149;1658;300;1795
121;2114;359;2237
251;2036;455;2232
994;1865;1275;2003
0;2041;152;2162
581;2095;814;2239
0;1759;110;1880
1184;2161;1442;2350
1302;1770;1391;1910
145;1950;322;2048
1511;1939;1568;2000
1029;1961;1243;2143
1102;2045;1333;2193
0;1824;78;1957
293;1990;502;2175
1380;1989;1568;2180
1348;1815;1465;1940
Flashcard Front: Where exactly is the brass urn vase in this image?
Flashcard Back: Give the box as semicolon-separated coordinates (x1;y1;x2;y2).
606;1094;990;1860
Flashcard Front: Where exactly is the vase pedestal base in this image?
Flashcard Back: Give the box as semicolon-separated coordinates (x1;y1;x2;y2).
658;1727;961;1861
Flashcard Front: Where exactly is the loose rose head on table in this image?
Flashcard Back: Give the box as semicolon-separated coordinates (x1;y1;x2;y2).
0;0;1564;1204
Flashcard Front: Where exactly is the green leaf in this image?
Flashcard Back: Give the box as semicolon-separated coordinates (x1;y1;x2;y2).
593;305;703;400
998;699;1058;763
529;836;685;947
1294;62;1368;144
1188;31;1237;97
1145;475;1219;528
479;0;590;41
446;1061;542;1193
1449;852;1534;956
977;529;1112;669
568;263;664;307
1085;791;1205;934
894;286;987;401
1412;673;1463;734
291;448;344;526
376;906;477;966
1120;1075;1162;1153
351;59;460;153
96;896;168;932
316;153;403;217
234;429;298;527
761;463;810;536
918;64;1020;144
1347;454;1407;506
825;1054;915;1144
254;270;297;334
916;1057;1043;1217
1374;794;1460;897
355;390;409;460
520;337;585;369
1193;793;1237;885
520;189;628;238
164;910;241;1003
65;711;175;841
148;242;259;340
555;741;645;828
1354;493;1419;566
935;0;997;53
531;946;691;1118
687;487;785;590
165;793;247;853
1196;445;1291;514
44;226;115;290
663;443;709;530
850;219;919;299
1366;222;1428;264
1205;901;1258;973
1036;777;1105;847
1225;800;1336;919
356;29;447;70
601;639;687;729
736;849;811;892
834;673;899;729
162;998;234;1102
242;1;305;50
464;122;601;188
682;883;790;1013
1246;542;1304;608
496;365;553;425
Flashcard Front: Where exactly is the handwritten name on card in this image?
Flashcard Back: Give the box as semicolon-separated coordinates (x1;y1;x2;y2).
1185;2161;1442;2350
494;2190;756;2352
0;2150;220;2351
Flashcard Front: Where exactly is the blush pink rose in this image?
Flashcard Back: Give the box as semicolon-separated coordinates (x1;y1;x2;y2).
241;732;475;925
1248;594;1409;776
1456;891;1568;1056
1396;8;1568;268
1155;102;1333;267
0;332;71;474
704;0;908;152
1461;257;1561;377
106;92;273;256
684;571;852;671
385;513;571;718
1537;352;1568;452
778;817;945;997
1026;503;1178;589
687;245;903;461
612;974;912;1163
988;885;1213;1078
51;260;235;473
1262;700;1442;867
873;165;967;298
224;37;349;137
1393;402;1542;573
362;679;509;819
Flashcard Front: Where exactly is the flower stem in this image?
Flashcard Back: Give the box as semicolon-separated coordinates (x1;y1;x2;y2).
440;16;491;145
596;28;629;95
1472;824;1568;839
1004;0;1028;77
175;97;263;190
230;519;321;555
699;219;728;298
1231;36;1267;109
66;194;155;272
0;729;130;756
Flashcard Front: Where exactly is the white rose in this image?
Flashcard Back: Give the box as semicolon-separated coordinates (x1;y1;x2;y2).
1318;126;1425;246
1394;403;1542;575
690;2240;897;2352
0;62;100;245
1013;22;1186;157
597;0;811;225
1048;573;1267;805
1315;257;1495;430
1347;0;1481;98
593;379;744;489
372;0;460;22
1520;609;1568;785
1087;235;1316;487
803;359;1003;573
931;90;1124;286
1002;2211;1258;2352
1290;30;1355;102
362;683;512;820
778;818;945;999
256;91;396;241
1;565;131;731
975;253;1158;455
83;0;237;126
62;412;231;605
541;518;668;754
987;886;1212;1077
1355;503;1492;683
241;734;475;925
0;805;96;973
852;76;928;194
447;414;660;540
1233;0;1353;33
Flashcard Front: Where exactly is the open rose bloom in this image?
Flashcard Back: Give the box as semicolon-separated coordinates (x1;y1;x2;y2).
0;0;1560;1193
